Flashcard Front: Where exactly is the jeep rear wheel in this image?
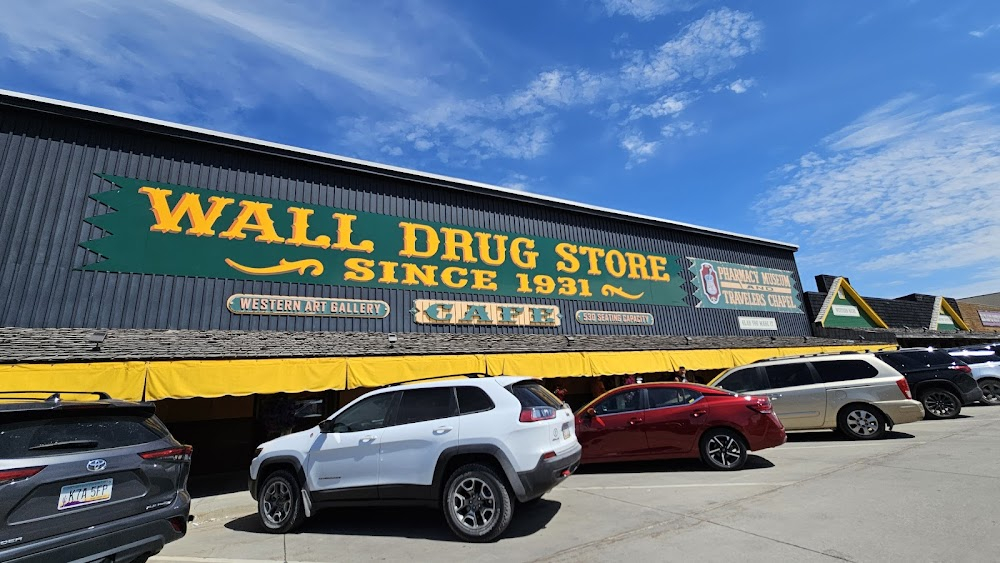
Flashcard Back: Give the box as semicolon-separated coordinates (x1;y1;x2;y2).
258;470;306;534
442;463;513;543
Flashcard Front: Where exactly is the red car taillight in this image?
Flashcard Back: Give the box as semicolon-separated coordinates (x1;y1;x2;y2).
746;397;773;414
139;445;193;461
519;406;557;422
0;466;44;485
948;365;972;374
896;378;913;400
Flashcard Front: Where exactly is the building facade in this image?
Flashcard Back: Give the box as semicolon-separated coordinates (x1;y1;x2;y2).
0;91;886;472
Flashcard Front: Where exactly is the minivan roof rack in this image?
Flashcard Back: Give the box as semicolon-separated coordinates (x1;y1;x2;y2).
385;373;488;387
751;350;868;364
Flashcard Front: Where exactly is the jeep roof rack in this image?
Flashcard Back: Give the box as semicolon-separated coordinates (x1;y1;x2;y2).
385;373;489;387
751;350;869;364
0;390;112;402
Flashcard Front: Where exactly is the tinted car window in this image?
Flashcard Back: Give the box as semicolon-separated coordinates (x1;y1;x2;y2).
763;363;816;389
332;392;396;433
395;387;458;425
456;386;495;414
647;387;701;408
0;415;168;460
509;382;564;408
594;390;641;415
949;350;1000;365
716;368;769;393
878;350;958;371
811;360;880;383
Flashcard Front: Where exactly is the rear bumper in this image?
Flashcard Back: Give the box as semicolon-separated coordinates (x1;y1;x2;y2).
515;444;582;503
876;399;925;426
1;491;190;563
747;416;787;451
960;387;985;406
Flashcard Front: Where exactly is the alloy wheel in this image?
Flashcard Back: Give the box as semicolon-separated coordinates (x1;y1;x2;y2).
451;477;497;531
706;434;743;468
981;381;1000;405
846;409;879;436
924;391;958;417
262;480;293;526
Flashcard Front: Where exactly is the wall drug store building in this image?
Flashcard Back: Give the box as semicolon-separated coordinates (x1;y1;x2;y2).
0;91;888;473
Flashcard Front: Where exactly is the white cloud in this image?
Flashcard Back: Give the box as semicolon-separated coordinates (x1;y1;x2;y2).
970;23;999;38
599;0;696;21
755;94;1000;296
620;132;660;168
628;94;691;120
499;172;543;192
728;78;755;94
661;120;706;137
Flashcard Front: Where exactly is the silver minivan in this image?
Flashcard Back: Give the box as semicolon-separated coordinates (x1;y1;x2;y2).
709;354;924;439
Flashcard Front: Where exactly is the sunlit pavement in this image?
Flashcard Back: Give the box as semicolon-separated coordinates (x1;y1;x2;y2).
154;406;1000;563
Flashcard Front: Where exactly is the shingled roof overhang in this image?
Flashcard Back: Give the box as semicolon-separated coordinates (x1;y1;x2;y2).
0;89;797;252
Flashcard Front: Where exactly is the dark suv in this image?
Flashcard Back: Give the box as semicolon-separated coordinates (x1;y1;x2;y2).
875;349;984;419
0;392;192;563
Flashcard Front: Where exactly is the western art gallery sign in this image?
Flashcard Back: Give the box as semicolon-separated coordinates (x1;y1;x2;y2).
80;175;803;313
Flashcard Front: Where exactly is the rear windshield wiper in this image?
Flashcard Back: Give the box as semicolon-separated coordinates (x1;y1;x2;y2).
28;439;99;451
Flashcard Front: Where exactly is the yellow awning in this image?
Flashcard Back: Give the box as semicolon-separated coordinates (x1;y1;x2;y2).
486;352;590;378
347;354;486;389
0;362;147;401
587;351;674;376
145;357;348;400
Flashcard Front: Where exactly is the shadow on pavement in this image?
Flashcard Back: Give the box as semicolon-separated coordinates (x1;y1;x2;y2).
785;430;915;443
576;454;774;475
225;499;562;542
188;471;249;499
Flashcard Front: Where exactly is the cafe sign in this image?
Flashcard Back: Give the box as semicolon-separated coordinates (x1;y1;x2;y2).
227;294;389;318
81;175;687;306
689;258;803;314
412;299;560;327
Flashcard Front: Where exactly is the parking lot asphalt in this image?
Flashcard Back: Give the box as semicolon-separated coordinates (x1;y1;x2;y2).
154;405;1000;563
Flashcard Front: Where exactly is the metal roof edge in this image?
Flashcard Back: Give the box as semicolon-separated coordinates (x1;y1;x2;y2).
0;89;798;251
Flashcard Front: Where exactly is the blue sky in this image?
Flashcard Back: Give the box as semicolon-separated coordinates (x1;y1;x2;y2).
1;0;998;299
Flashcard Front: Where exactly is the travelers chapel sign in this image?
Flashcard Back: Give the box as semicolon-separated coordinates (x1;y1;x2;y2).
80;175;688;306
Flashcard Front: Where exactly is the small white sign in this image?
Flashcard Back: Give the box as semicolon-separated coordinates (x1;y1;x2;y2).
831;304;860;317
979;310;1000;327
937;312;954;326
738;316;778;331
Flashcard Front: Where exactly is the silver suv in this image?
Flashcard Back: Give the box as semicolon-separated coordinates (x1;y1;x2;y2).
947;344;1000;405
0;392;192;563
709;354;924;440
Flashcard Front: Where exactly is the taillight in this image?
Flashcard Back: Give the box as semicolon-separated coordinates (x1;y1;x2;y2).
896;378;913;400
0;466;44;485
519;406;557;422
949;365;972;374
746;397;773;414
139;445;193;461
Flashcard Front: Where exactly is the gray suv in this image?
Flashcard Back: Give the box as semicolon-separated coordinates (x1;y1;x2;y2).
0;392;192;563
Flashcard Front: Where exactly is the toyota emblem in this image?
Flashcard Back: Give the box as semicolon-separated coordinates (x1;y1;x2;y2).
86;459;107;472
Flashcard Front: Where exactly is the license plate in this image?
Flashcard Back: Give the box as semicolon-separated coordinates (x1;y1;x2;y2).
562;422;571;440
58;479;113;510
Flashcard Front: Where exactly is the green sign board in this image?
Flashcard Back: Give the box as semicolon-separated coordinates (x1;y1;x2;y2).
81;175;687;306
688;258;803;314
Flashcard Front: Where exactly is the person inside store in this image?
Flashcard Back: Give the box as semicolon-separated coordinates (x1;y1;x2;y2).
673;366;688;383
553;381;569;403
624;374;637;385
590;377;606;398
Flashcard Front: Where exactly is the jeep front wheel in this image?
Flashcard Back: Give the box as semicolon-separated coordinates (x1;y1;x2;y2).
442;463;513;543
258;470;306;534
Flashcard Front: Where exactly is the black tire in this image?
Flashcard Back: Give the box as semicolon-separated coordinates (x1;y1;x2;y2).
257;470;306;534
837;404;887;440
979;379;1000;406
442;463;514;543
699;428;748;471
919;388;962;419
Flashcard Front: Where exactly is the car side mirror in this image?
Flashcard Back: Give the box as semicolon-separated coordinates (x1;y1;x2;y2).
585;407;597;418
318;419;336;433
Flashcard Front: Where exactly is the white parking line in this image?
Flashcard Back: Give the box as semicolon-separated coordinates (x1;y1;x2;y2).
153;557;322;563
564;481;795;491
780;441;925;450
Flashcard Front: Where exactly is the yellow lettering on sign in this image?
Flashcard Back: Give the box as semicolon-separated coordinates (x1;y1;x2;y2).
475;233;508;266
510;237;538;269
440;228;477;263
219;201;285;243
578;246;606;275
330;213;374;253
399;222;439;258
441;266;469;289
647;256;671;281
555;243;580;273
605;250;626;278
471;269;498;291
402;264;439;286
285;207;331;249
343;258;375;282
377;261;399;283
139;187;234;237
624;252;649;280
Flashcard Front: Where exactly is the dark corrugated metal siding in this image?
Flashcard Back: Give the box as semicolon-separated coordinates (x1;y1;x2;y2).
0;103;811;337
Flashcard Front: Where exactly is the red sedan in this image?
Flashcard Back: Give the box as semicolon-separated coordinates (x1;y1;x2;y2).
575;382;786;470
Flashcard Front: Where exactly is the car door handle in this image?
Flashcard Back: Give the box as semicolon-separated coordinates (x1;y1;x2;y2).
433;426;453;435
627;418;642;426
361;435;377;443
691;409;707;418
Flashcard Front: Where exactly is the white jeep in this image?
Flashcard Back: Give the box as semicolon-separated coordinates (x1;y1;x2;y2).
249;376;581;542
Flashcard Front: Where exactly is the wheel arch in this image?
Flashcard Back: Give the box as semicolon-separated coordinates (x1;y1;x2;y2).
432;445;524;502
256;456;307;498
